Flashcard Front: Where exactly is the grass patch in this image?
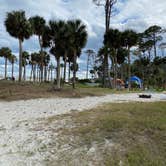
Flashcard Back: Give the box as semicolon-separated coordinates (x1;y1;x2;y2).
61;102;166;165
0;80;139;101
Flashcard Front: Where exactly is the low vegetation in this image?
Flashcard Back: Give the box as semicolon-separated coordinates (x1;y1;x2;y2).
0;80;132;101
43;102;166;165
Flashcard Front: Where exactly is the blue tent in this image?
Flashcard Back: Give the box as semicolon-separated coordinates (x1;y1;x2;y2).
130;76;143;88
126;76;143;88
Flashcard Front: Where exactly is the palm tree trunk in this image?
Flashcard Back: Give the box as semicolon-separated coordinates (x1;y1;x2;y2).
111;56;115;88
44;66;47;82
30;64;33;81
39;36;44;82
103;54;109;87
5;57;7;79
33;65;36;82
63;51;67;84
12;63;14;78
22;67;24;80
103;1;111;88
39;68;41;82
72;50;77;89
56;57;61;89
120;65;122;79
128;47;131;90
115;54;118;90
51;69;53;82
19;39;23;82
148;50;151;60
68;61;71;82
37;67;39;82
48;69;50;81
61;66;63;79
24;65;26;81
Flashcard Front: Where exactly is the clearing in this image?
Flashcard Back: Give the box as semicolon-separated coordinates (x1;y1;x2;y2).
0;92;166;165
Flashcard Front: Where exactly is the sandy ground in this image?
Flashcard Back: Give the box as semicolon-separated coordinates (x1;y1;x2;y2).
0;93;166;165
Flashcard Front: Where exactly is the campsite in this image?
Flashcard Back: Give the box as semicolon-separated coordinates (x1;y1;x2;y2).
0;0;166;165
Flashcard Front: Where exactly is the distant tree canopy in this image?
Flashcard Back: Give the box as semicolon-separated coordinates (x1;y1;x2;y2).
1;8;166;90
94;24;165;89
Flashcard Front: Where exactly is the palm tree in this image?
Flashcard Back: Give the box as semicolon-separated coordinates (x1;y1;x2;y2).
97;45;112;87
138;33;153;60
144;25;163;58
60;63;64;79
67;20;88;89
121;30;138;90
93;0;117;87
104;29;122;88
42;51;50;82
8;54;17;78
48;20;67;89
22;51;29;81
84;49;96;79
50;47;63;88
62;23;71;84
116;48;127;80
29;16;46;82
67;49;75;82
30;52;39;82
0;47;12;79
63;54;67;83
48;63;55;82
5;10;32;82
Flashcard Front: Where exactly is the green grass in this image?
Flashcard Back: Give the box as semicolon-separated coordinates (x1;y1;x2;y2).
61;102;166;165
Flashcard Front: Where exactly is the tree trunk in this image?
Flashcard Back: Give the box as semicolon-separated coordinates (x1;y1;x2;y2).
148;50;151;60
128;47;131;90
63;51;67;84
103;54;109;87
33;65;36;82
120;65;122;79
110;56;115;88
11;63;14;78
103;0;112;88
48;69;50;81
30;64;33;81
44;66;47;82
39;68;41;82
68;61;71;82
114;49;118;89
115;55;118;90
72;50;77;89
23;65;26;81
56;57;61;89
105;0;111;32
51;69;53;82
19;39;23;82
4;57;7;79
39;36;44;82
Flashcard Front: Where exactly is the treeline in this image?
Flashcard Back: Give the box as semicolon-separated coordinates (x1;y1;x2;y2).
92;25;166;89
0;10;166;90
0;10;88;89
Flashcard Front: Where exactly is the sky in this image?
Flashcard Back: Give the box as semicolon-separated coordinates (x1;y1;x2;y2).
0;0;166;79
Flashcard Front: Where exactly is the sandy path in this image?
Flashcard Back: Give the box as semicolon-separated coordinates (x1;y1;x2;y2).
0;93;165;165
0;93;165;129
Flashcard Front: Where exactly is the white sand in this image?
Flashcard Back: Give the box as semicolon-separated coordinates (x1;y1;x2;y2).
0;93;165;165
0;93;165;129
